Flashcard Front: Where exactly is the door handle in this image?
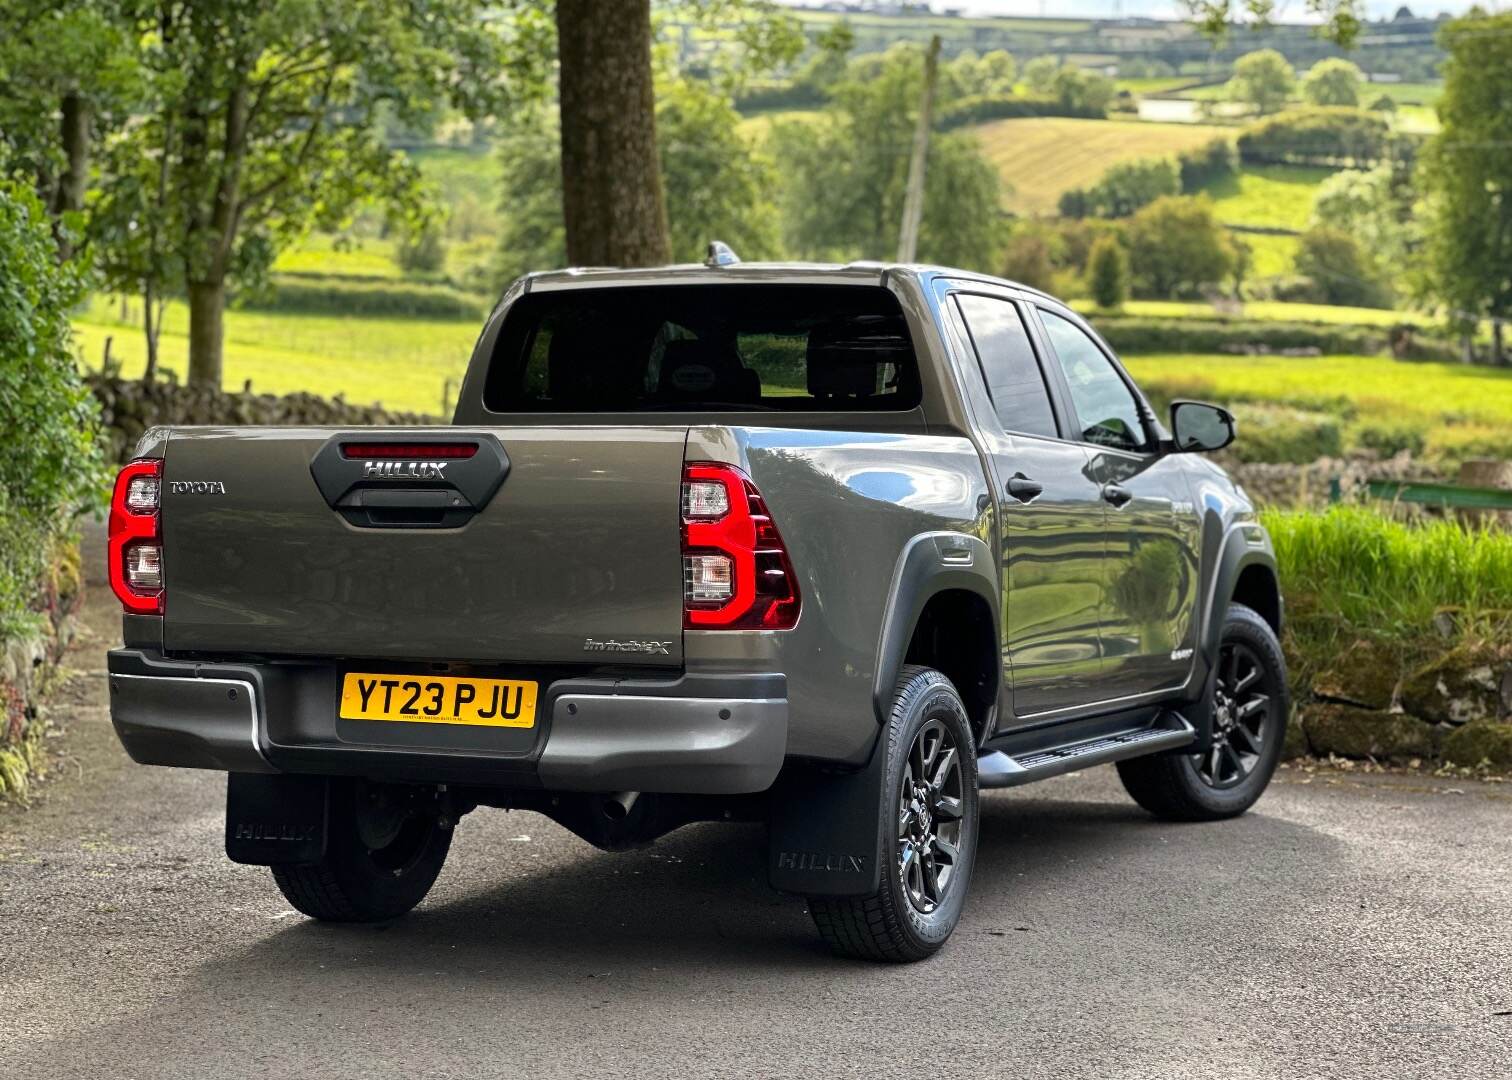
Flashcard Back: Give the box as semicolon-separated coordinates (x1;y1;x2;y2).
1102;483;1133;508
1006;474;1044;503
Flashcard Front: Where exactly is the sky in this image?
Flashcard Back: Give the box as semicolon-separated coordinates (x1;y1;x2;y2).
774;0;1493;22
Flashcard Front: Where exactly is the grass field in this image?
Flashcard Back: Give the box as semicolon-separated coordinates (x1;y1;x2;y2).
74;296;477;414
1203;164;1329;231
1123;352;1512;463
967;116;1229;215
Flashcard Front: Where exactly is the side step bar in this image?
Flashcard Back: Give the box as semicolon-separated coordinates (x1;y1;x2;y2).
977;714;1196;789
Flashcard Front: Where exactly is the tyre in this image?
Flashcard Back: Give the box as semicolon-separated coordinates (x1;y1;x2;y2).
808;666;979;962
271;778;453;922
1117;603;1289;822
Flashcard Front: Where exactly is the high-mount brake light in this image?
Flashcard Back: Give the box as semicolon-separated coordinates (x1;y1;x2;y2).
680;463;800;630
109;459;164;615
339;443;478;460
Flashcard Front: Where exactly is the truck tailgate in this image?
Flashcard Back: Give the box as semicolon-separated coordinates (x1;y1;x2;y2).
158;426;687;667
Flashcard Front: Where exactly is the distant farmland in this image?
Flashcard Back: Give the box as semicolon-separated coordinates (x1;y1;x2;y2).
967;117;1229;215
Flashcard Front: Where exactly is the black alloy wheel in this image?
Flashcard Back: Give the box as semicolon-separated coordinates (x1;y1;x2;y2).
898;718;965;914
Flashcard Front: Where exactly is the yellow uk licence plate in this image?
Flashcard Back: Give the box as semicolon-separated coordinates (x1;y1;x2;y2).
339;673;538;728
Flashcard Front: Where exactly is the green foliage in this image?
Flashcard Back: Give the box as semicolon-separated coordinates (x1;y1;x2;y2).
1308;164;1418;276
1097;317;1390;356
1087;236;1129;309
769;44;1005;270
496;78;781;283
1228;405;1345;464
1294;226;1390;308
238;275;487;320
933;93;1104;131
943;49;1017;99
1176;137;1238;193
1124;195;1234;297
1000;231;1056;292
656;78;782;262
1264;506;1512;640
1182;0;1364;50
1022;56;1058;94
1226;50;1296;115
1367;93;1398;113
1236;107;1395;167
396;225;448;275
1059;157;1180;219
1421;11;1512;344
1301;58;1364;107
1049;65;1115;115
0;179;105;639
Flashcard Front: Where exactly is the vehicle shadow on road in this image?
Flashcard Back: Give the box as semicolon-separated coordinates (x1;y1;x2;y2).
208;784;1323;978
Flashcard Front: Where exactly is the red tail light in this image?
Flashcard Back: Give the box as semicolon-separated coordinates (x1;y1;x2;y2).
109;459;164;615
681;462;800;630
340;443;478;459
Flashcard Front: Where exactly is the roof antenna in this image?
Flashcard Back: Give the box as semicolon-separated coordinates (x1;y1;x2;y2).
704;240;741;268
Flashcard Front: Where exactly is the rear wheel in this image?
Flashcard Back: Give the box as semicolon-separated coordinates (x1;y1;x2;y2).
271;779;453;922
1117;603;1288;821
808;666;979;962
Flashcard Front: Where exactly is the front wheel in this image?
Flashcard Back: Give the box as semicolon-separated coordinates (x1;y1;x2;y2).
808;666;979;962
271;779;453;922
1117;603;1288;821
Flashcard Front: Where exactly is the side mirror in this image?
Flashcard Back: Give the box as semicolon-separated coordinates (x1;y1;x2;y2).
1169;400;1235;453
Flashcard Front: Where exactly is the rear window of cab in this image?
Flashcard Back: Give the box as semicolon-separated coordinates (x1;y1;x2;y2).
483;284;922;413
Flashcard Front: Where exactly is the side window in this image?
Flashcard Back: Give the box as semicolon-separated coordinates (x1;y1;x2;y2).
1039;310;1149;453
953;294;1059;439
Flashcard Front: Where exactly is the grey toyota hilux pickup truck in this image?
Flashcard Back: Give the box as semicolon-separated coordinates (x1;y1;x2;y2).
106;255;1287;962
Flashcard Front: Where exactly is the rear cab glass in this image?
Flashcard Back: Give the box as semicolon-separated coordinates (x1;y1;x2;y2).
483;284;922;413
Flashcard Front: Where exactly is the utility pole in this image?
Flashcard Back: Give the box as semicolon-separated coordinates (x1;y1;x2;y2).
896;35;942;265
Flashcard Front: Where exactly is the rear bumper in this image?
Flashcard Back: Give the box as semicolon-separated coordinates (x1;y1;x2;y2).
107;649;788;795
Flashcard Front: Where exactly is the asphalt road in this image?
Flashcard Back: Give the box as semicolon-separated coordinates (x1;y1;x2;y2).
2;588;1510;1080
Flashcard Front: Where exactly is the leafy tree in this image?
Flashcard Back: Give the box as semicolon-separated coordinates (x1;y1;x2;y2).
1368;93;1398;113
1050;65;1114;114
1124;195;1234;297
0;177;105;635
495;79;780;283
1302;58;1364;107
769;44;1005;270
1176;137;1238;192
0;0;139;257
107;0;536;387
1226;50;1295;115
1295;226;1389;307
397;225;448;276
1060;157;1179;219
1023;56;1058;95
1421;10;1512;363
1310;164;1418;278
1182;0;1364;49
1001;231;1055;293
1088;236;1129;310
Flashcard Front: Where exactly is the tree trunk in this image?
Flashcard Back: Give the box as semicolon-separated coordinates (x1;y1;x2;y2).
51;91;92;260
896;36;941;263
556;0;669;268
142;284;159;384
187;280;225;387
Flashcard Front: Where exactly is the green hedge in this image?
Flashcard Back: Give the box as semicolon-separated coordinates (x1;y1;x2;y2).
236;274;489;320
1235;107;1397;167
1097;317;1386;356
935;93;1104;131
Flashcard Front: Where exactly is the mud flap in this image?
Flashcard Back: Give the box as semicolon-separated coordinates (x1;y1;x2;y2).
767;738;887;897
225;773;329;866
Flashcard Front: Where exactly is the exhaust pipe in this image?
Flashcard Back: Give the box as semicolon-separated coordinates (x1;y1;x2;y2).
601;791;640;821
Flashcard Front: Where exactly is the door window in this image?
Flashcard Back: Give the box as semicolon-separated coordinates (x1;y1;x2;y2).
1039;310;1149;453
953;294;1059;439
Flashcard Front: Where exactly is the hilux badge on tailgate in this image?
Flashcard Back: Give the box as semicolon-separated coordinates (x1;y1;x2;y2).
363;460;449;480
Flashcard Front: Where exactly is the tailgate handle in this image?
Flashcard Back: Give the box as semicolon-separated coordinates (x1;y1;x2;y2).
337;487;471;528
